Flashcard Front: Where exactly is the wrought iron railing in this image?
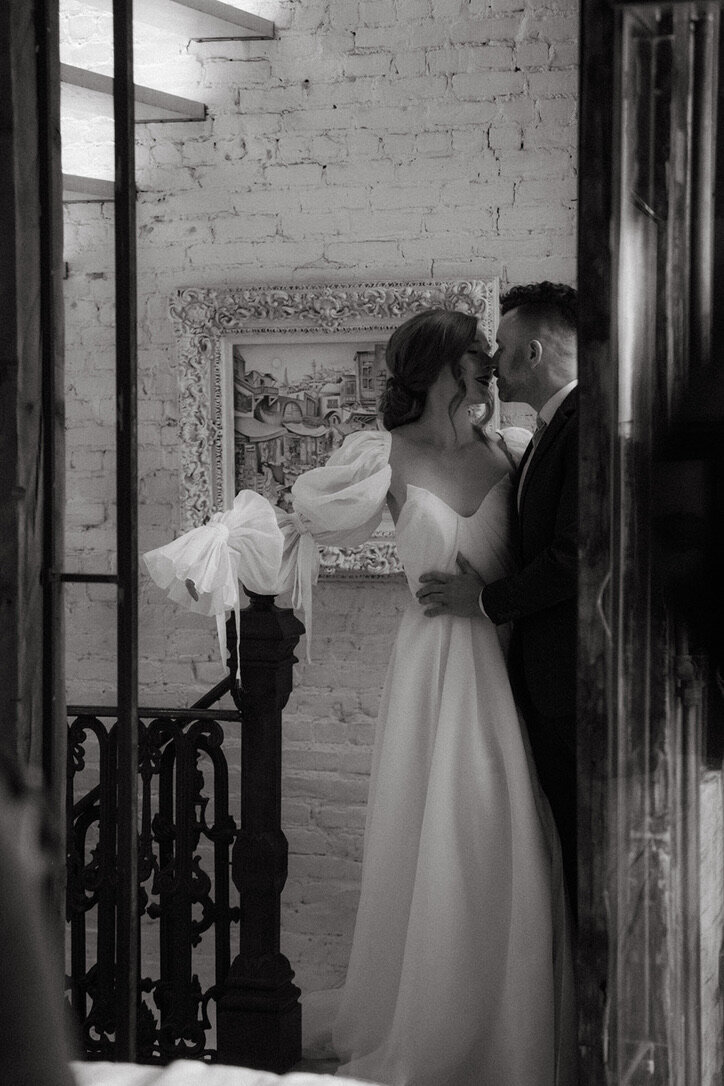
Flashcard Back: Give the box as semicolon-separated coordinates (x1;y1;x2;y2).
66;600;305;1069
66;679;240;1060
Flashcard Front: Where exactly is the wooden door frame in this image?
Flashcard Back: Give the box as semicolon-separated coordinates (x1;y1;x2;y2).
577;1;721;1081
0;0;66;880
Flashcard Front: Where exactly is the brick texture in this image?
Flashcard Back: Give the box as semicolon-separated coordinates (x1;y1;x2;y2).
61;0;578;995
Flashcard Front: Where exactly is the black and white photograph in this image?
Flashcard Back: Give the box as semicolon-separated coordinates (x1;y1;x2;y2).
1;0;723;1085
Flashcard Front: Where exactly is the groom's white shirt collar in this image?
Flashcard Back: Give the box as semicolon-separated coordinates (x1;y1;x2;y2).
537;379;578;427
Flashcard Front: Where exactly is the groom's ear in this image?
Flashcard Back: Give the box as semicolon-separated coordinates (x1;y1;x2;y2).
528;339;543;367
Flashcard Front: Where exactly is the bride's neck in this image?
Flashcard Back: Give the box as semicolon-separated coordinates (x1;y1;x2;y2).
413;396;476;450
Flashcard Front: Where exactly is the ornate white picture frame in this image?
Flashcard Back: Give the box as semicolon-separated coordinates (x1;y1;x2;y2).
169;278;499;578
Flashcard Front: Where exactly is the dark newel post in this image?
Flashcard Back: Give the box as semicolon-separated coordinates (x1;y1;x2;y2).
217;592;304;1072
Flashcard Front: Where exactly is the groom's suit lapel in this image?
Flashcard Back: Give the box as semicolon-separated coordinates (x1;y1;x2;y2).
516;389;577;516
515;435;535;480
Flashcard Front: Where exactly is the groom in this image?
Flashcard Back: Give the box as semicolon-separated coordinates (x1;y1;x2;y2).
417;281;579;913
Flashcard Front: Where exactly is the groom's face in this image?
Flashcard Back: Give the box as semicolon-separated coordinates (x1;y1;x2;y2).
492;309;531;403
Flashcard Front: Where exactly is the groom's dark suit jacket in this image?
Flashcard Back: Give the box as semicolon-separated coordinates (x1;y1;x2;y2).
483;388;578;721
483;389;578;907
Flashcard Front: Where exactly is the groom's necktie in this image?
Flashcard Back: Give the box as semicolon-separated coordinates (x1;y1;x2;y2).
517;416;546;511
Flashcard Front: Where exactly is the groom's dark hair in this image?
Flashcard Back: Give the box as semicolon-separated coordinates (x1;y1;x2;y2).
501;282;578;337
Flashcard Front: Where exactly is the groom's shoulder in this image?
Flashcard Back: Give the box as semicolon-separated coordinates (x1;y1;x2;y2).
560;384;578;413
546;390;578;466
553;386;578;430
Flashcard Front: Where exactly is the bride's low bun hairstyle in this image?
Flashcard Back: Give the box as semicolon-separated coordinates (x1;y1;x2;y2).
381;374;424;430
380;308;480;431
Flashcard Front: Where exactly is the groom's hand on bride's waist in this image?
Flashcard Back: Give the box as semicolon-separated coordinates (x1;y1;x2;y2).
417;554;485;618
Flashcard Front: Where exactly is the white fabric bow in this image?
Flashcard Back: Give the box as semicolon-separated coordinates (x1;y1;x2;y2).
142;490;284;686
143;430;393;678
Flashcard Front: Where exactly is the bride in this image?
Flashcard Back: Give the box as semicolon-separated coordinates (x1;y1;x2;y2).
144;308;577;1086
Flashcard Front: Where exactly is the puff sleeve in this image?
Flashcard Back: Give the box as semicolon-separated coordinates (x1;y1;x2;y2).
275;428;392;655
496;426;533;467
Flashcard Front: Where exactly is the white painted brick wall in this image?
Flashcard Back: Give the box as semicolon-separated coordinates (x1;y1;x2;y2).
61;0;578;994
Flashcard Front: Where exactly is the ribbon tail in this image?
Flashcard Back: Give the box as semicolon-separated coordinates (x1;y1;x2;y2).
234;598;243;691
226;551;243;690
301;558;313;665
215;611;229;684
292;534;319;663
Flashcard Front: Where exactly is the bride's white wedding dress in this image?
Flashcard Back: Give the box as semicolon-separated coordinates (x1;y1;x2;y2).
143;428;577;1086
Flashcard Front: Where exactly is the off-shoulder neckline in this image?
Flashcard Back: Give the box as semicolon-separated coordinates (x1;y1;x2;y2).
402;472;511;522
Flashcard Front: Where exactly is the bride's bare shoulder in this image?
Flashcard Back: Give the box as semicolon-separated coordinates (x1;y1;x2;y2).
386;427;421;518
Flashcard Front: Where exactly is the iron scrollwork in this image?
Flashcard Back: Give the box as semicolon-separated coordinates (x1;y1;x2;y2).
66;694;241;1062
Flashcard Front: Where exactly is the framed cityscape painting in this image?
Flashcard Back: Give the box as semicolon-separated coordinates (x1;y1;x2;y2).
229;337;387;504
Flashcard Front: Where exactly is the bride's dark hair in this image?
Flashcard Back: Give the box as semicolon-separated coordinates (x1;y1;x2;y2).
380;308;491;432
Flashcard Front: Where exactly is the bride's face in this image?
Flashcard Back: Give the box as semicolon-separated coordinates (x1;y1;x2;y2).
458;326;496;405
